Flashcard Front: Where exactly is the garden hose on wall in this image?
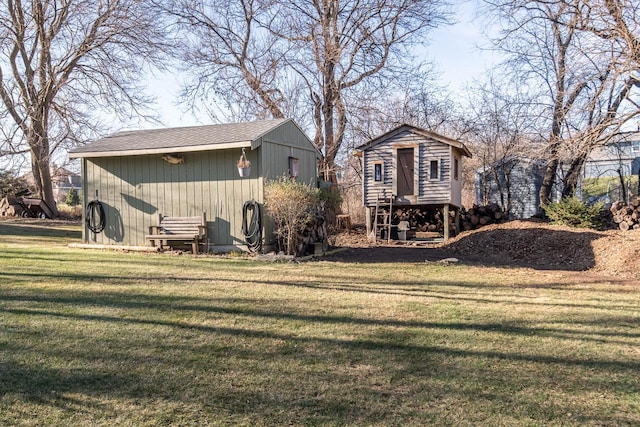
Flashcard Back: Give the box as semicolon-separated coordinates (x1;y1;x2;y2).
242;200;262;253
86;200;106;234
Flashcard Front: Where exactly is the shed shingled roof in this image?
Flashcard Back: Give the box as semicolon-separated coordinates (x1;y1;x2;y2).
70;118;291;158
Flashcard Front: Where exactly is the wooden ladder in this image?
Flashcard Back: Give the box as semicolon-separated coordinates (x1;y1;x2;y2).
371;196;393;244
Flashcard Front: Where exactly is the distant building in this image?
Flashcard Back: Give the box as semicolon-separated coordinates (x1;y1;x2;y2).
475;157;547;219
22;166;81;203
475;133;640;218
583;132;640;179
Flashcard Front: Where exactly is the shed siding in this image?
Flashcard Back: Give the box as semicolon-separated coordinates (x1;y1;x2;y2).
82;148;263;248
363;145;395;204
450;150;463;207
416;135;451;205
260;139;318;185
262;121;319;153
476;161;545;219
362;129;457;207
258;139;318;246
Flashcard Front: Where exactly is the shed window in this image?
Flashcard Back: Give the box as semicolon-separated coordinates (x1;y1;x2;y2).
289;157;299;178
429;160;439;180
374;162;383;182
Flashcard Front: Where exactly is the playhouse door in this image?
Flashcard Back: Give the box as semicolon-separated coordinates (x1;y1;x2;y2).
397;148;414;196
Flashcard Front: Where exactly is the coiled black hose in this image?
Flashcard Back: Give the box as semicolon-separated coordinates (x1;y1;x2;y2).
86;200;106;234
242;200;262;253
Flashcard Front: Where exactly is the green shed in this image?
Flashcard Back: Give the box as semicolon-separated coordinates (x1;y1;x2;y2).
70;119;319;252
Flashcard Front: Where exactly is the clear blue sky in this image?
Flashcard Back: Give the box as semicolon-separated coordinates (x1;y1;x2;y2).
427;0;495;94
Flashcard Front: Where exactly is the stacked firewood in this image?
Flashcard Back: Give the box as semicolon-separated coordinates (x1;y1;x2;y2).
295;209;328;256
392;207;448;233
610;196;640;231
0;196;24;217
460;204;507;231
383;204;507;236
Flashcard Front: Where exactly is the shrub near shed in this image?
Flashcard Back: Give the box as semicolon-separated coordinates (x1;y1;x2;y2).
264;177;341;256
542;197;604;229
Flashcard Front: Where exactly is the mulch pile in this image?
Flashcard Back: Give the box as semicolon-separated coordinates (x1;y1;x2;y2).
332;220;640;279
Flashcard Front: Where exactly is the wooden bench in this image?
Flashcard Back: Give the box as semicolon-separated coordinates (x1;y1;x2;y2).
145;213;207;254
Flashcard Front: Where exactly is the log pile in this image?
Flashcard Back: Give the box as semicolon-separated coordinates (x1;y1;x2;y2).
380;204;508;237
0;196;24;217
392;207;449;233
460;204;507;231
293;209;328;256
610;196;640;231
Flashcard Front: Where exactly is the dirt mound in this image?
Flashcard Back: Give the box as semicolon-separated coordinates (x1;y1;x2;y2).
590;229;640;279
443;220;640;279
332;221;640;279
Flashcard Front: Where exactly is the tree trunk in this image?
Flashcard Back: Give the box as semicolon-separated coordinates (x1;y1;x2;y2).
562;155;586;198
540;158;559;206
618;168;627;204
28;129;58;218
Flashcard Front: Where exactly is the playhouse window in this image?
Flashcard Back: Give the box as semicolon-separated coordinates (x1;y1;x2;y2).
454;158;459;180
374;162;383;182
429;160;439;180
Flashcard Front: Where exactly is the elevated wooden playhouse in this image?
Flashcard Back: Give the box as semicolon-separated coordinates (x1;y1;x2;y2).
355;124;472;241
70;119;320;252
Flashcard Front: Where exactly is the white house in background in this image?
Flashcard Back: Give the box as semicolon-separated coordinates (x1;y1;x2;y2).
22;166;81;203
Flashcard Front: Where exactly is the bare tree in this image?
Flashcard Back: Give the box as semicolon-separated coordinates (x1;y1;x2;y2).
162;0;450;182
484;0;639;206
462;73;543;214
586;0;640;66
0;0;170;216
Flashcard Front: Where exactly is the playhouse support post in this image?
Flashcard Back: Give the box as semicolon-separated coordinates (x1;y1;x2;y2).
443;204;450;241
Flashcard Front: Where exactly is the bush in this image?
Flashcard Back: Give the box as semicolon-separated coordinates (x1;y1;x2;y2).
57;203;82;220
264;177;325;255
65;187;80;206
542;197;604;229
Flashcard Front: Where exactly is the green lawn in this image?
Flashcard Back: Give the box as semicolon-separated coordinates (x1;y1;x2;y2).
1;221;639;426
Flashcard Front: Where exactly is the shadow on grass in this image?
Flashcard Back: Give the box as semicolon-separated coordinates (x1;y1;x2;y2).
0;361;133;402
0;221;81;240
3;306;640;370
1;289;639;346
1;270;637;313
1;302;639;424
1;288;639;425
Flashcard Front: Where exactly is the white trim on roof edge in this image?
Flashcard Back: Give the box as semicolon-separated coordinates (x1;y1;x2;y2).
69;141;252;158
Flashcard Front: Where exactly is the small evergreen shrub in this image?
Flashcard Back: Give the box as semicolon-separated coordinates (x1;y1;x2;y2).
66;187;80;206
542;197;604;229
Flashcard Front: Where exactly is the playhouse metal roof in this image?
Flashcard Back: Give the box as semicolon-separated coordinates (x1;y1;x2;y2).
70;118;292;158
